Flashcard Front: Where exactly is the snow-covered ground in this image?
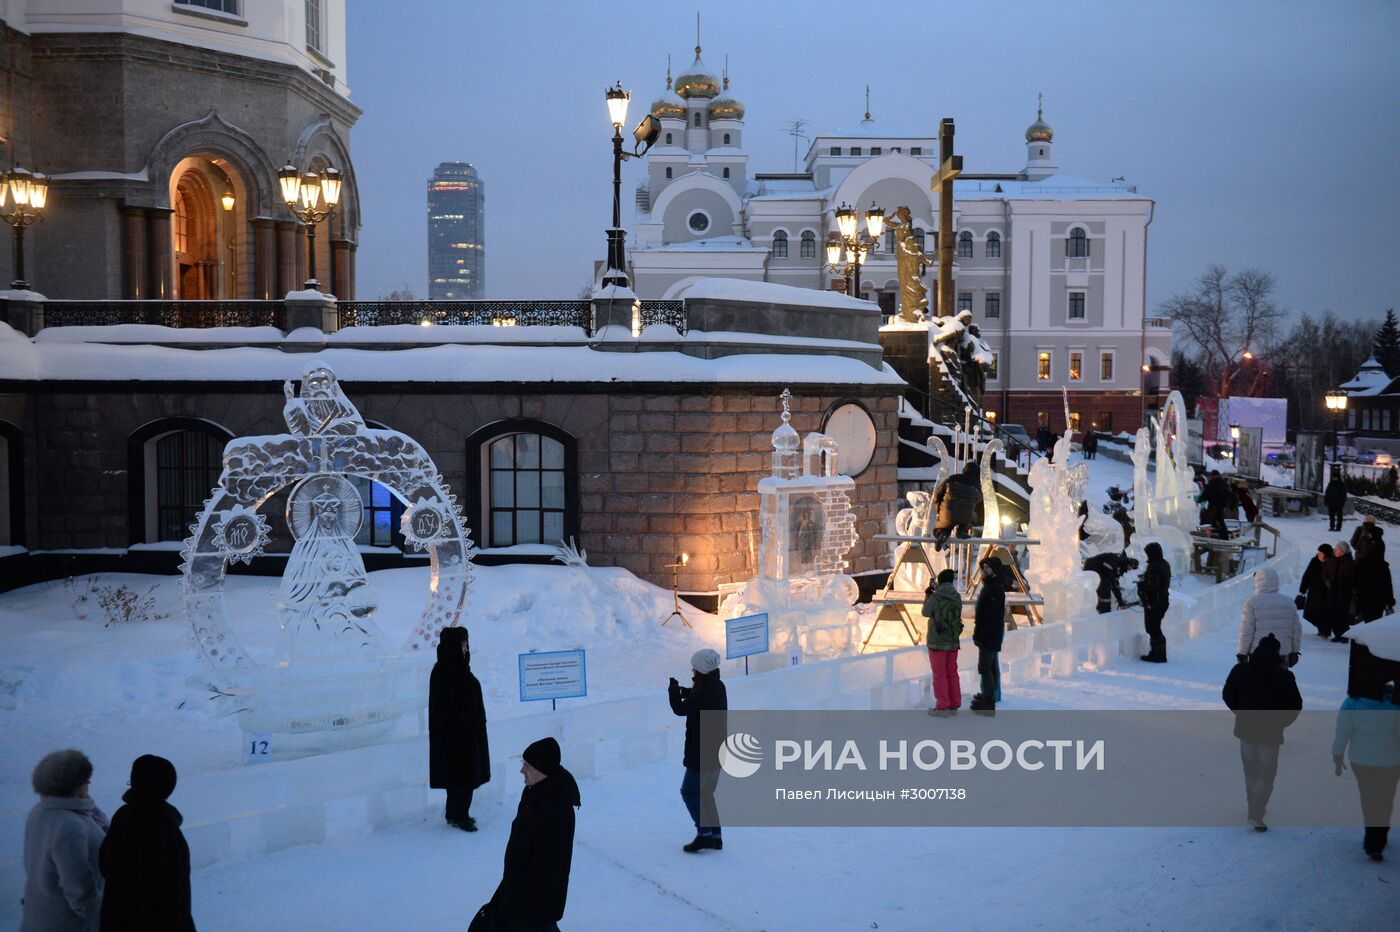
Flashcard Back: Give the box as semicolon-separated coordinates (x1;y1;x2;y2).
1;458;1392;930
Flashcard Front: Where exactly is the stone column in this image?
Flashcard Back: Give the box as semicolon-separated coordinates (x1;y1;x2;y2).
121;207;147;299
284;289;338;333
145;207;173;300
275;221;298;296
253;218;277;300
331;240;354;300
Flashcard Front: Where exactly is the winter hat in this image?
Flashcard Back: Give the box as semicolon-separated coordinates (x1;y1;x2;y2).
127;754;177;802
1250;633;1281;662
936;568;958;585
691;648;721;675
32;749;93;797
522;737;562;776
1317;544;1332;555
1144;542;1164;561
1364;515;1377;525
439;626;467;648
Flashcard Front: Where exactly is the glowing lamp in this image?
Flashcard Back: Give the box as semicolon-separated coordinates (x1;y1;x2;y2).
605;82;631;128
825;236;842;266
278;163;301;206
7;167;32;207
864;204;885;240
320;166;343;207
298;173;322;209
26;173;48;211
835;204;857;239
221;191;236;212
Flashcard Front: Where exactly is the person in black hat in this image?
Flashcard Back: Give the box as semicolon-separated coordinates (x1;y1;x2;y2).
477;738;580;932
98;754;195;931
969;557;1006;712
429;626;490;832
1222;635;1304;831
1137;542;1172;663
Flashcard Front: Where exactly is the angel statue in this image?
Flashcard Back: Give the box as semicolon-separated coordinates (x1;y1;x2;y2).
885;206;929;322
283;366;367;437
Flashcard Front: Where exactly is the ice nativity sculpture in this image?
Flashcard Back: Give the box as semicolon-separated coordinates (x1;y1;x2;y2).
181;366;474;752
1130;389;1195;571
719;390;860;664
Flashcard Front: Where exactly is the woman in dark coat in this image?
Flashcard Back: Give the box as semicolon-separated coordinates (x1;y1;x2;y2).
429;626;490;831
1299;544;1332;637
1354;548;1396;623
1326;542;1357;643
98;754;195;931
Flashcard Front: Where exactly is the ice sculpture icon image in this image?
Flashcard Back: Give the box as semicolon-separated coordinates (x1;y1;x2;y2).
181;365;475;754
720;733;764;779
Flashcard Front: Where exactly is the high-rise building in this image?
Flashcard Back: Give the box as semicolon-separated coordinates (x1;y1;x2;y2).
427;162;485;298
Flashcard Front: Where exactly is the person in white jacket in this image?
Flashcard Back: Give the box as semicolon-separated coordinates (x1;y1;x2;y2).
22;749;108;932
1238;567;1303;666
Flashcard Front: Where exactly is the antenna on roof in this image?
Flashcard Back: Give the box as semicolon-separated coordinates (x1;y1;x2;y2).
784;120;810;173
864;85;872;121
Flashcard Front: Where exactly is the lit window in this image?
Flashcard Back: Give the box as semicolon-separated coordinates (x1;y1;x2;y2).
1038;352;1052;381
305;0;322;52
986;231;1001;258
1069;292;1086;320
800;231;816;259
772;230;788;258
1067;227;1088;258
984;293;1000;319
957;231;973;258
1100;351;1115;381
958;292;972;313
1069;412;1082;433
1069;352;1083;381
987;353;999;381
487;433;568;547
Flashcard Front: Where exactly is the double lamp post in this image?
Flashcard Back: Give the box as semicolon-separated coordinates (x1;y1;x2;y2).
827;203;884;296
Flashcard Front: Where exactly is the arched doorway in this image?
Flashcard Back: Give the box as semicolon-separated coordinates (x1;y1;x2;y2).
169;156;246;299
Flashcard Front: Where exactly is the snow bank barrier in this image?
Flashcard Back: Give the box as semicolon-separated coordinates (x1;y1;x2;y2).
178;538;1300;868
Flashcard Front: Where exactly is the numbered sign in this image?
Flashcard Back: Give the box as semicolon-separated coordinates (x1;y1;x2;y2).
787;649;803;667
243;732;272;764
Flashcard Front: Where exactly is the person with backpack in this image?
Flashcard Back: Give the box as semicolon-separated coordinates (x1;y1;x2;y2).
969;557;1006;713
1222;634;1304;831
922;568;964;716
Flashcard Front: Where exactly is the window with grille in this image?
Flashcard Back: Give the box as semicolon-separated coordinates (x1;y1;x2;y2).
958;292;972;313
1069;352;1083;381
723;133;730;144
800;231;816;259
911;147;922;155
1100;351;1115;381
1038;352;1052;381
352;478;397;547
487;433;567;547
870;147;881;155
884;230;895;253
986;231;1001;258
830;147;842;156
1069;292;1086;320
850;147;862;156
984;293;1000;319
957;231;973;258
913;229;925;253
305;0;323;51
176;0;240;14
1067;227;1088;257
772;231;788;258
155;431;223;542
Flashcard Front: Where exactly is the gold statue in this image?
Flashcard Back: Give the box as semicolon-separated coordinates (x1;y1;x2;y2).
886;206;928;322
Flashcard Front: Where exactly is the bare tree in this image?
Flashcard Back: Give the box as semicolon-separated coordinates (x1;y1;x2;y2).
1159;265;1286;397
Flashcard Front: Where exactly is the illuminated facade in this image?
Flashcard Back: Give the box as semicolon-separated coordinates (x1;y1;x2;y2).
427;162;485;299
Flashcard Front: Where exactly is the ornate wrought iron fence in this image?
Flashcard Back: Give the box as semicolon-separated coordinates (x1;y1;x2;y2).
42;301;287;329
338;300;594;331
638;300;687;335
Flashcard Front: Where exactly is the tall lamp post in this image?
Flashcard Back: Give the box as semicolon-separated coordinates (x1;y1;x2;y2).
278;162;341;291
1229;423;1240;468
0;167;50;290
1325;390;1349;463
830;202;884;296
221;190;237;297
601;82;660;289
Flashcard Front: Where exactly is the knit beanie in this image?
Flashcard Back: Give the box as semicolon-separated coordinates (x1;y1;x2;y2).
522;737;561;776
690;648;721;675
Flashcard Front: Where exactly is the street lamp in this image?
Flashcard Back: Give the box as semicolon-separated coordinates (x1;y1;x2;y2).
0;167;50;289
221;191;237;297
830;201;884;296
600;81;660;289
1229;423;1240;467
278;161;341;290
1325;390;1349;463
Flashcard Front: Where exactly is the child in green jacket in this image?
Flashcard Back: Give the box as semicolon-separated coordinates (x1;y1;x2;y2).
921;568;964;715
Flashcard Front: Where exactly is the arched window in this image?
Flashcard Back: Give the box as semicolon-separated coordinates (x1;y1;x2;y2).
913;228;926;253
772;230;788;258
693;112;702;127
722;167;730;179
723;133;731;145
800;230;816;259
128;418;233;544
467;421;578;549
665;167;672;179
957;231;973;258
665;132;673;145
1067;227;1088;258
986;231;1001;258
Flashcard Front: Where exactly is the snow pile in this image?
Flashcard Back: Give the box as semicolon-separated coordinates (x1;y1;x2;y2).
677;277;875;310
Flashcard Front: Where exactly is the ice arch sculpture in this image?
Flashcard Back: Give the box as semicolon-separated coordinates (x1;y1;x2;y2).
181;366;474;744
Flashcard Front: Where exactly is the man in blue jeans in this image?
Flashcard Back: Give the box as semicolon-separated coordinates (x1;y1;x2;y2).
669;648;727;852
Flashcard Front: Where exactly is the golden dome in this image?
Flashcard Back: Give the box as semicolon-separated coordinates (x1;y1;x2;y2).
652;96;685;120
675;49;719;99
1025;100;1053;143
708;96;744;120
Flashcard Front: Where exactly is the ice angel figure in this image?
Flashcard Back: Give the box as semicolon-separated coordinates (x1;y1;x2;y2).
277;474;386;662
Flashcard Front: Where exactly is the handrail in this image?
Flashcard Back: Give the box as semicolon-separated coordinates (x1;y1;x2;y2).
900;381;1046;470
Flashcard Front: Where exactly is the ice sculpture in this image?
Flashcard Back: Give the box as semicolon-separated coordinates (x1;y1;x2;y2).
1025;436;1099;621
1128;390;1194;571
181;366;474;750
719;390;860;662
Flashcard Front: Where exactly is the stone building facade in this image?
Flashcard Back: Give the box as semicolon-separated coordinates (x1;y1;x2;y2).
0;1;360;299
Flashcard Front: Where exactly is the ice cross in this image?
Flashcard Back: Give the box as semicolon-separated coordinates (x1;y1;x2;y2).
780;387;792;423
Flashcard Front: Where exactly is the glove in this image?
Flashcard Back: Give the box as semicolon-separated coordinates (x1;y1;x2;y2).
668;677;679;689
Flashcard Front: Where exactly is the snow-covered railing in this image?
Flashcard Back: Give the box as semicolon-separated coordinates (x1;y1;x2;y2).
338;300;594;331
42;299;287;330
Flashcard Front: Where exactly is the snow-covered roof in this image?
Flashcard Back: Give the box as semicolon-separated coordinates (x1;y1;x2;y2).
816;118;930;140
1351;616;1400;661
955;173;1144;200
678;278;876;311
643;235;766;252
1341;357;1392;396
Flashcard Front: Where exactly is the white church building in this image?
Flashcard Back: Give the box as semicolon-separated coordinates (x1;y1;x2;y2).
629;42;1172;433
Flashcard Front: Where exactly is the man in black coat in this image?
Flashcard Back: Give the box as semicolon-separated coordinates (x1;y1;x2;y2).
1083;551;1138;614
970;557;1006;712
1298;544;1333;637
429;626;490;831
1222;634;1304;830
482;737;579;931
1325;469;1348;532
1083;431;1099;460
669;648;727;852
1137;541;1172;662
932;462;985;550
1202;470;1234;538
1326;542;1357;642
98;754;195;931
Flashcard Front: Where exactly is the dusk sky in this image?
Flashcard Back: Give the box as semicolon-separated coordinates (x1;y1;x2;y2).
346;0;1399;321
